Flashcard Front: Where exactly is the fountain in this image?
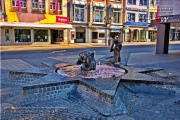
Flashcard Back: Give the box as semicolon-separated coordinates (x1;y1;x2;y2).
56;50;126;79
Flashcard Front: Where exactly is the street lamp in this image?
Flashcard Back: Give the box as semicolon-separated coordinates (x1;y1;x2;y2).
104;16;112;46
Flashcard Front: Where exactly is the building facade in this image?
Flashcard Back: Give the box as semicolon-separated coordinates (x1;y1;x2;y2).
0;0;72;45
67;0;123;44
123;0;148;42
147;0;158;42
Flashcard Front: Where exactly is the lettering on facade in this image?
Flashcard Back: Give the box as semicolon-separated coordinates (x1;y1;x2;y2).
126;7;147;12
56;16;69;23
160;15;180;23
159;7;173;16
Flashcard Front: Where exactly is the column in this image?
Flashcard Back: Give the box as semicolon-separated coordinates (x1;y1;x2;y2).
63;29;68;44
31;29;34;43
156;23;170;54
48;29;51;44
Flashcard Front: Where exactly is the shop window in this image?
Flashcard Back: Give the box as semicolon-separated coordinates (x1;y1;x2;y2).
32;0;45;14
11;0;27;12
49;0;62;14
99;33;105;38
74;5;85;22
92;32;98;39
140;0;147;5
5;29;10;42
76;32;84;39
139;14;146;22
127;13;135;22
112;9;121;24
94;7;104;22
15;29;31;43
34;29;48;42
127;0;136;5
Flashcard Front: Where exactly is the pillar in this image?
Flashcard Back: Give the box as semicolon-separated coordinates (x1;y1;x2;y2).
63;29;68;44
156;23;170;54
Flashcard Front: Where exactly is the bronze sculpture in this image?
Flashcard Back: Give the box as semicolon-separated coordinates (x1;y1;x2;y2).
110;38;122;63
76;50;96;71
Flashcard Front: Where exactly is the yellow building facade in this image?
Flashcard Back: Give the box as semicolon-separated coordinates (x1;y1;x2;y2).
0;0;72;45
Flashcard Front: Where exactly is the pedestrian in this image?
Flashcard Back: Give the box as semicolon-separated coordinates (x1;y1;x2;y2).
110;37;122;63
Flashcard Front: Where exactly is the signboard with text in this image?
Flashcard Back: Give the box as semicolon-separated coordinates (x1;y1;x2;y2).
125;22;148;26
56;16;69;24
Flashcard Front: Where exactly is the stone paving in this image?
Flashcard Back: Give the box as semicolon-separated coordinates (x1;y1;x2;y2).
1;53;180;120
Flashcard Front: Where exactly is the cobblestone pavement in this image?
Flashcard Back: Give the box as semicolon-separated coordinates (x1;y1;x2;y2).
1;49;180;119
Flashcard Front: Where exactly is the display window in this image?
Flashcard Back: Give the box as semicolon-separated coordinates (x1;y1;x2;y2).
5;29;10;42
34;29;48;42
14;29;31;42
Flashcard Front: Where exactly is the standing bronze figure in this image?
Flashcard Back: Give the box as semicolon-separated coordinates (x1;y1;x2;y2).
110;38;122;63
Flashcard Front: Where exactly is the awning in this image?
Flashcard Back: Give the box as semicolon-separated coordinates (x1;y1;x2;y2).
93;2;105;7
0;22;73;29
111;4;122;9
73;0;87;5
111;29;121;32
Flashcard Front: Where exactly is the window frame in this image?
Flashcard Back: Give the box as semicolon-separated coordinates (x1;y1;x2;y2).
139;14;146;22
74;5;85;22
93;7;104;23
112;9;121;24
127;0;136;5
49;0;62;14
32;0;46;14
127;13;135;22
139;0;147;6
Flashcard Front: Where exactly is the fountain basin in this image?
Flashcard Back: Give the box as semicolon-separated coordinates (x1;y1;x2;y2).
56;63;126;79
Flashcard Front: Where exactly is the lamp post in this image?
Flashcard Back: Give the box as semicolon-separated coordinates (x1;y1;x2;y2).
104;17;111;46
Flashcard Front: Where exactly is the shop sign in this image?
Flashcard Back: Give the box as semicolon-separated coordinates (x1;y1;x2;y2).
56;16;69;24
126;7;147;12
125;22;148;26
159;6;173;16
110;25;123;29
160;15;180;23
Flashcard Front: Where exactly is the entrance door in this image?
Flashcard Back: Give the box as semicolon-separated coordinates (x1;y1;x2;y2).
51;30;58;44
51;30;64;44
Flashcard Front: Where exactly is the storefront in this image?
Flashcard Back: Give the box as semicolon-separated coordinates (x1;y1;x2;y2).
124;22;148;42
0;22;72;45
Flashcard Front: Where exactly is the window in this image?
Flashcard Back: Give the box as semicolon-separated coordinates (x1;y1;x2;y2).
127;0;136;5
140;0;147;5
139;14;146;22
49;0;62;14
34;30;48;42
150;12;154;20
127;13;135;22
5;29;10;42
32;0;45;13
12;0;18;7
0;0;2;11
12;0;26;7
76;32;84;39
74;5;85;22
150;0;155;5
99;33;105;38
92;32;98;39
110;0;121;1
112;9;121;23
14;29;31;42
94;7;104;22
